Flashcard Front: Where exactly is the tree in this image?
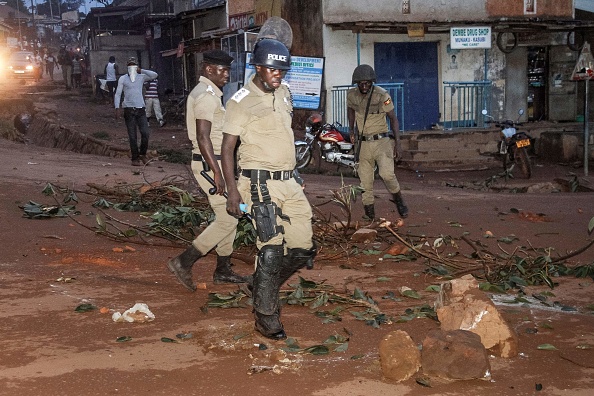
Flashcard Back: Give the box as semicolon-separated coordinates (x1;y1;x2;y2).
3;0;29;16
62;0;84;12
35;0;61;17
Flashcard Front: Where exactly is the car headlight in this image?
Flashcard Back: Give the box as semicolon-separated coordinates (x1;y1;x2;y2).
26;65;33;70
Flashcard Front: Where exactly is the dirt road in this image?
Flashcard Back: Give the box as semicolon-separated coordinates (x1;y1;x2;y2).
0;77;593;396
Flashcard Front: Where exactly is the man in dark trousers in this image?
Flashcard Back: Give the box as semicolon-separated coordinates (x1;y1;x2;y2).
114;57;158;166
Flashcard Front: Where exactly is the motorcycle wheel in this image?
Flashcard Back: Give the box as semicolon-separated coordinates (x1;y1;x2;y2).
503;146;532;178
295;142;312;170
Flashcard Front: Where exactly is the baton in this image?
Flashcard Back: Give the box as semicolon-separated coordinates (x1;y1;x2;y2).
200;170;248;213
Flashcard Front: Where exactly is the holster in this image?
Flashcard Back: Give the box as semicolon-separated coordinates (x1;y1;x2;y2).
252;202;281;242
253;245;284;315
249;171;288;243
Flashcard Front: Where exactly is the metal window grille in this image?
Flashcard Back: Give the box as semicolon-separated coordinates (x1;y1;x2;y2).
442;80;492;130
331;83;405;132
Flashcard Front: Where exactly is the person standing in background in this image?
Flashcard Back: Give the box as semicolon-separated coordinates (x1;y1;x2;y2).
45;51;56;80
144;78;166;127
105;56;119;104
72;56;82;88
114;57;158;166
57;45;73;90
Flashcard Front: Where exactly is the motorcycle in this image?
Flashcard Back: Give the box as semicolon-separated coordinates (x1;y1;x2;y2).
482;109;533;178
295;113;359;174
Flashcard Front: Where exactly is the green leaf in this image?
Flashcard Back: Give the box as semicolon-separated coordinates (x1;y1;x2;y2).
42;183;58;196
303;345;329;355
116;336;132;342
74;303;97;312
63;191;79;204
589;216;594;233
350;354;365;360
334;342;349;352
352;288;367;300
401;289;421;299
509;276;528;287
95;213;106;230
362;249;382;255
161;337;178;343
539;323;554;329
416;377;432;387
298;277;319;289
376;276;391;282
425;285;441;292
537;343;557;350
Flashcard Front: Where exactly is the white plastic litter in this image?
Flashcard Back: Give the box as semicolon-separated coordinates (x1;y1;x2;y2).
112;303;155;323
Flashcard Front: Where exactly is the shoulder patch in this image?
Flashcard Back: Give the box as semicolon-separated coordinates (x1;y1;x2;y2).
384;98;392;106
206;85;216;95
231;87;250;103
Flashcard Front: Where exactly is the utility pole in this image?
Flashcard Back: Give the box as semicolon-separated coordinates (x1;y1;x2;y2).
30;0;36;40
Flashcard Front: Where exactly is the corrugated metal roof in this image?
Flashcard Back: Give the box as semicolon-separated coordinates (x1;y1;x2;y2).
117;0;149;7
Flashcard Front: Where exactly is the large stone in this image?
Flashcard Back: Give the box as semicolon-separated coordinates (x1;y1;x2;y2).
378;330;421;382
436;275;519;358
421;329;491;380
350;228;377;243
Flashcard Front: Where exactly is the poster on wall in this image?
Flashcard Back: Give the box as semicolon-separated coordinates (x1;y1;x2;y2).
244;53;325;110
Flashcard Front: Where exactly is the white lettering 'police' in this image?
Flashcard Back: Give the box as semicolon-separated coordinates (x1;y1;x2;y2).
268;53;287;62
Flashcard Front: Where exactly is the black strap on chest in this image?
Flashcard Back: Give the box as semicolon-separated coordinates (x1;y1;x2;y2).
355;85;375;162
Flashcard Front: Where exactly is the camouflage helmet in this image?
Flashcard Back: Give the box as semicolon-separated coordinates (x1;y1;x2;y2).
352;64;376;84
250;39;291;71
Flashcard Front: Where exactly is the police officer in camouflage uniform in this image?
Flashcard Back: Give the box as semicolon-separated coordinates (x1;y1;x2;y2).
221;39;316;340
347;64;408;220
167;49;248;291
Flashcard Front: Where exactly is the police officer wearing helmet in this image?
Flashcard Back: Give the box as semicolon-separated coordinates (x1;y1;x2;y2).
347;64;408;220
221;38;316;340
167;49;248;291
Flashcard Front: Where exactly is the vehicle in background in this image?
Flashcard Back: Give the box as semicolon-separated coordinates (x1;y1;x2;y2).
6;51;37;79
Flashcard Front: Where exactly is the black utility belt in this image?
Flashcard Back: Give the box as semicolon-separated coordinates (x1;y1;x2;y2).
361;132;394;141
241;169;294;181
192;153;221;162
124;107;145;110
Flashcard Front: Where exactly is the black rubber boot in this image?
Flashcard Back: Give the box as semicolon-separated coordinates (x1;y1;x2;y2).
392;192;409;218
167;245;202;292
363;204;375;221
253;245;286;340
213;255;249;284
278;244;318;286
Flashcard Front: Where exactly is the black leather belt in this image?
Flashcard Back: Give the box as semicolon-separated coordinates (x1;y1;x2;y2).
361;132;393;141
192;153;221;162
241;169;294;181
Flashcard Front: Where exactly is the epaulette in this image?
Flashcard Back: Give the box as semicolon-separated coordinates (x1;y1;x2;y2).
231;87;250;103
206;85;216;95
